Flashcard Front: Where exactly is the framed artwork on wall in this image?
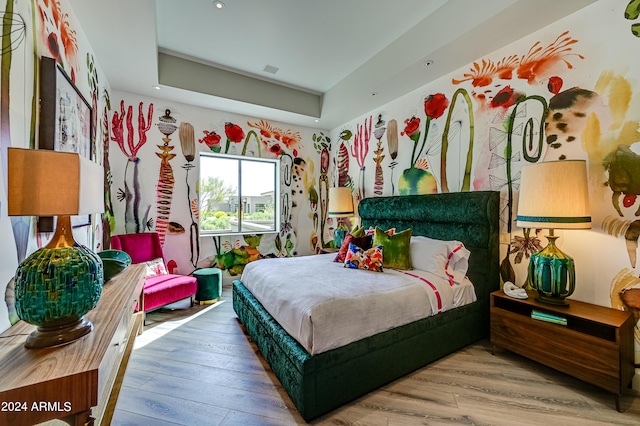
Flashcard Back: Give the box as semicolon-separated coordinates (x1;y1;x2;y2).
38;56;94;231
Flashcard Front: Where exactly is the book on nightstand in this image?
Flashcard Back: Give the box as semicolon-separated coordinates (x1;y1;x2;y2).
531;310;567;326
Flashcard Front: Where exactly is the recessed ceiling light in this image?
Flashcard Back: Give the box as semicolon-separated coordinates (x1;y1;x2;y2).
213;1;225;9
371;92;378;97
422;60;434;67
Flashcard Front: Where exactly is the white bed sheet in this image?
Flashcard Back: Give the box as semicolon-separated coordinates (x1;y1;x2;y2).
240;253;476;355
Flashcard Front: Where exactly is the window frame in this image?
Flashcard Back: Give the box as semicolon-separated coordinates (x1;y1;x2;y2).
198;152;280;237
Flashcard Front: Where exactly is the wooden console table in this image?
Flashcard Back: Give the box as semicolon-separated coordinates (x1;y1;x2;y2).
490;289;635;411
0;263;145;426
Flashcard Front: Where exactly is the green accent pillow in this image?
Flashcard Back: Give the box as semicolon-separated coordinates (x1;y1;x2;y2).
350;225;365;237
373;227;412;270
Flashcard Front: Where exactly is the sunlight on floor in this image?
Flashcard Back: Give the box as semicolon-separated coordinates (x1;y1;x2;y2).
134;300;226;349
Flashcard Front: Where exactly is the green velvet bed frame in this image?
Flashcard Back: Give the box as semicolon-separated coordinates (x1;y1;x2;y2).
233;190;500;421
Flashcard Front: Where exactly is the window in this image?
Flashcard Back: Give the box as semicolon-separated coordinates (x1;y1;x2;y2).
199;153;280;236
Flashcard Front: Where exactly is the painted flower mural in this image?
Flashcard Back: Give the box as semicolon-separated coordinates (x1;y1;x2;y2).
351;116;371;200
335;129;353;189
386;119;399;194
403;116;421;165
399;116;435;195
111;100;154;233
247;119;302;158
200;129;222;152
38;0;79;78
155;109;179;246
424;93;450;121
452;31;582;104
490;86;522;109
397;94;449;195
224;122;245;153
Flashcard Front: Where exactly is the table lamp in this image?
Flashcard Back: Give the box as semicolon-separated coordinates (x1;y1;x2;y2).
8;148;105;348
328;187;354;248
516;160;591;305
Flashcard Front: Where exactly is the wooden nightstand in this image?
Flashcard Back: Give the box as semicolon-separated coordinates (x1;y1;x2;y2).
490;289;635;411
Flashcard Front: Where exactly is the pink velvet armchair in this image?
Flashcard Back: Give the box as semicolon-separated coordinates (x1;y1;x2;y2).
110;232;197;314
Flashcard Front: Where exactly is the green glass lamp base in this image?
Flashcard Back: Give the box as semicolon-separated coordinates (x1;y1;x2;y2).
334;228;347;248
535;292;570;306
14;216;103;349
25;317;94;349
528;235;576;306
333;218;348;248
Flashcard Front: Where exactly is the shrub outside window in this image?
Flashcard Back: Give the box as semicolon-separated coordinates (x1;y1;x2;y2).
199;153;280;236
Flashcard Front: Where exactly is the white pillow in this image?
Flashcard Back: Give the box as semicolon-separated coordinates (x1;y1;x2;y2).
410;236;470;284
145;257;168;277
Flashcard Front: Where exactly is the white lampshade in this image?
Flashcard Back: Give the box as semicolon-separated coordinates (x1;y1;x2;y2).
328;187;354;217
8;147;104;216
516;160;591;230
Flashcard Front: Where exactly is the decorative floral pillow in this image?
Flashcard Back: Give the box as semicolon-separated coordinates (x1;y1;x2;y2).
373;227;412;270
365;227;395;237
344;243;384;272
145;257;168;277
333;233;373;263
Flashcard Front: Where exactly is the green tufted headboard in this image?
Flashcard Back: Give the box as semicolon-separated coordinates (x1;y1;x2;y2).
357;190;501;301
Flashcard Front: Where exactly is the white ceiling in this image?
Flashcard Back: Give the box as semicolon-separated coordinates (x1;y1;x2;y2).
70;0;597;130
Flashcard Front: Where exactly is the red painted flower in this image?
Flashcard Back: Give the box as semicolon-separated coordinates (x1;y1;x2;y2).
490;86;522;109
225;122;245;143
424;93;449;119
222;122;245;153
199;130;221;150
269;144;283;156
547;76;563;94
401;116;421;142
402;116;423;167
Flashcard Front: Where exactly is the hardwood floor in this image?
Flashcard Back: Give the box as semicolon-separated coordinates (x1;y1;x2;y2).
112;285;640;425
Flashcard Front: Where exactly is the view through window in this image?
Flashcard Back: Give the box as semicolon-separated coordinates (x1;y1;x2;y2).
199;153;280;235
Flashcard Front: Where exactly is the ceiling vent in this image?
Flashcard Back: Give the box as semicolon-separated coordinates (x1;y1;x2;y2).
263;65;279;75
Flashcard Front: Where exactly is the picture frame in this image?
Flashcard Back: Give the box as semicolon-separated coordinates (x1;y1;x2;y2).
38;56;94;231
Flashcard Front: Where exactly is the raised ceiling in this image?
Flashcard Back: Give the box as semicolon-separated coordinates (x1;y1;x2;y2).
71;0;597;129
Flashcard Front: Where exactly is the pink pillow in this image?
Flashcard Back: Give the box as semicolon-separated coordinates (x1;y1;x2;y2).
145;258;168;277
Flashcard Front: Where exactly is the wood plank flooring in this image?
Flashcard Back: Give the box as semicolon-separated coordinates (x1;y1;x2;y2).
112;285;640;425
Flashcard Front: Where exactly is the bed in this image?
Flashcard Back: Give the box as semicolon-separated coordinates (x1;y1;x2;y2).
232;190;500;421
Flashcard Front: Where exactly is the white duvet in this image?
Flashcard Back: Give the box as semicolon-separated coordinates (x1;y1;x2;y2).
240;254;477;355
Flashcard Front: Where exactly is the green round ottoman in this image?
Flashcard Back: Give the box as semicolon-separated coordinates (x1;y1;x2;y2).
192;268;223;304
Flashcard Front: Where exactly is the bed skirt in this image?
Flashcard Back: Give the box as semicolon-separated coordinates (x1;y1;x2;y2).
233;280;489;421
